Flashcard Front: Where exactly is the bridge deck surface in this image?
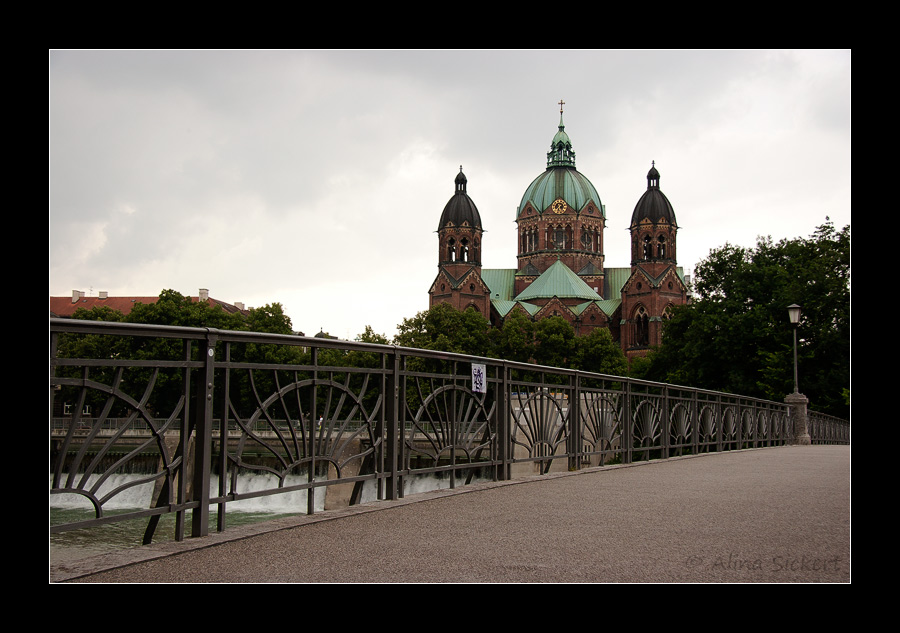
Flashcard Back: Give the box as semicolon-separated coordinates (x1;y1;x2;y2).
52;445;850;583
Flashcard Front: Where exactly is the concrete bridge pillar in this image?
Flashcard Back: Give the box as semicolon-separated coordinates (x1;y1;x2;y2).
785;392;811;445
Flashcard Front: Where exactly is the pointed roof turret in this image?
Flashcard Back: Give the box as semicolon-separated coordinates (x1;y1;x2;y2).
631;161;677;227
546;99;576;168
439;166;482;230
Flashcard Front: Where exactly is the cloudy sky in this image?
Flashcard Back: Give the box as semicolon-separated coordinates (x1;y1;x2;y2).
49;50;851;339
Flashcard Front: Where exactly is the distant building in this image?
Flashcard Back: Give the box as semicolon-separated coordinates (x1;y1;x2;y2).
50;288;250;318
429;105;690;360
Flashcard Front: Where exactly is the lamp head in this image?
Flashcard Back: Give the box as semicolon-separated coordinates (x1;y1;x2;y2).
787;304;802;325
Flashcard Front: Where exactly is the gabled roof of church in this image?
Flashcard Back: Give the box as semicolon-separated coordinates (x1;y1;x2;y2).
627;264;686;289
514;259;601;302
433;265;482;289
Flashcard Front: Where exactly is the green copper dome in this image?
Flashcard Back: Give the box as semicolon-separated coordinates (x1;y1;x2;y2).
517;110;604;218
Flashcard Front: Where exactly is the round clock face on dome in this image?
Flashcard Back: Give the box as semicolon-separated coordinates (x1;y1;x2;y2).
551;198;567;214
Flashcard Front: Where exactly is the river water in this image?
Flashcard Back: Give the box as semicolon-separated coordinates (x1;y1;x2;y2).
50;472;470;564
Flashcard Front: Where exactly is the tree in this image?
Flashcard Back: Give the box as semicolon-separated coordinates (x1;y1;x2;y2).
572;327;628;377
532;317;575;369
245;303;294;335
645;221;849;418
394;303;491;357
492;311;535;365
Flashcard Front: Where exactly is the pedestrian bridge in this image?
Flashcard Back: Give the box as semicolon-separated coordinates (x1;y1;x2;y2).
52;445;850;582
50;319;849;581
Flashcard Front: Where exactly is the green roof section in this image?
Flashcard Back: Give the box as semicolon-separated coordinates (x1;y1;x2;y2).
517;168;604;219
603;267;631;301
481;268;517;301
594;298;621;317
490;299;519;317
514;259;602;302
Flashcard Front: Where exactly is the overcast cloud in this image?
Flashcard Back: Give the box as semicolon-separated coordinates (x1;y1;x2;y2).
49;50;851;339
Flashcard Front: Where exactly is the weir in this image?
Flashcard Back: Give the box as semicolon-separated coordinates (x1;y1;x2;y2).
50;318;849;548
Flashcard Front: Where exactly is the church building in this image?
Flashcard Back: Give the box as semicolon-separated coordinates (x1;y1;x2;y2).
428;104;689;360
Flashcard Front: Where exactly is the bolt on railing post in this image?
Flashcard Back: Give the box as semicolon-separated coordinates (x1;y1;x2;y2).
191;330;216;538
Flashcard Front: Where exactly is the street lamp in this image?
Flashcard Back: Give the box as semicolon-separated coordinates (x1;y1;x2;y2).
785;304;810;444
787;304;801;393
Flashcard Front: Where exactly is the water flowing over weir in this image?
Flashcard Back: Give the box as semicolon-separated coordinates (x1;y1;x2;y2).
50;471;484;562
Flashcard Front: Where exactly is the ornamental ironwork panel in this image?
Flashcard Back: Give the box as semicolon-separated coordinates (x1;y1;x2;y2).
578;390;623;466
402;372;497;483
510;384;571;473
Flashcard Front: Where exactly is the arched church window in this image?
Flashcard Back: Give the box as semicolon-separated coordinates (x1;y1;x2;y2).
461;238;469;262
643;235;652;260
657;235;666;259
553;227;567;249
634;305;650;347
448;238;456;262
581;230;591;251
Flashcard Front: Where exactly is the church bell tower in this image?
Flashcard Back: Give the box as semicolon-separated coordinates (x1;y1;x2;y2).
621;162;688;355
428;167;490;319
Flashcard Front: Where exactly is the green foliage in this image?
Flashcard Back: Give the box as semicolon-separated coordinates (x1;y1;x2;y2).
573;327;628;377
644;221;849;418
356;325;390;346
393;304;628;376
394;303;492;357
532;317;575;369
245;303;294;335
492;311;535;364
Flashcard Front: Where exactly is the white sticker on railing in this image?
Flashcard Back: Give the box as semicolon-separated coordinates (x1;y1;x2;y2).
472;364;486;394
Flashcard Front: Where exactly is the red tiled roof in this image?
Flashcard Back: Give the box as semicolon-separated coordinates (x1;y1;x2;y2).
50;295;248;318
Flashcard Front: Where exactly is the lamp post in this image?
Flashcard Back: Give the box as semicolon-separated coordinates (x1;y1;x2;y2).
785;304;810;444
787;304;801;393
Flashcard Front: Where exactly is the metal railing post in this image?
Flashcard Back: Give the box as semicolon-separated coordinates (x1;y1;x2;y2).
661;384;670;460
498;363;510;481
570;372;582;471
308;346;318;514
691;389;699;454
624;379;633;465
385;348;400;500
716;394;723;453
191;329;216;538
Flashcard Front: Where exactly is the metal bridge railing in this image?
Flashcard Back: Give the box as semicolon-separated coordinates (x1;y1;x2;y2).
50;318;849;544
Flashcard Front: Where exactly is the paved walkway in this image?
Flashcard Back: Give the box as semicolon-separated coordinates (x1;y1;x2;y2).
51;445;850;583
